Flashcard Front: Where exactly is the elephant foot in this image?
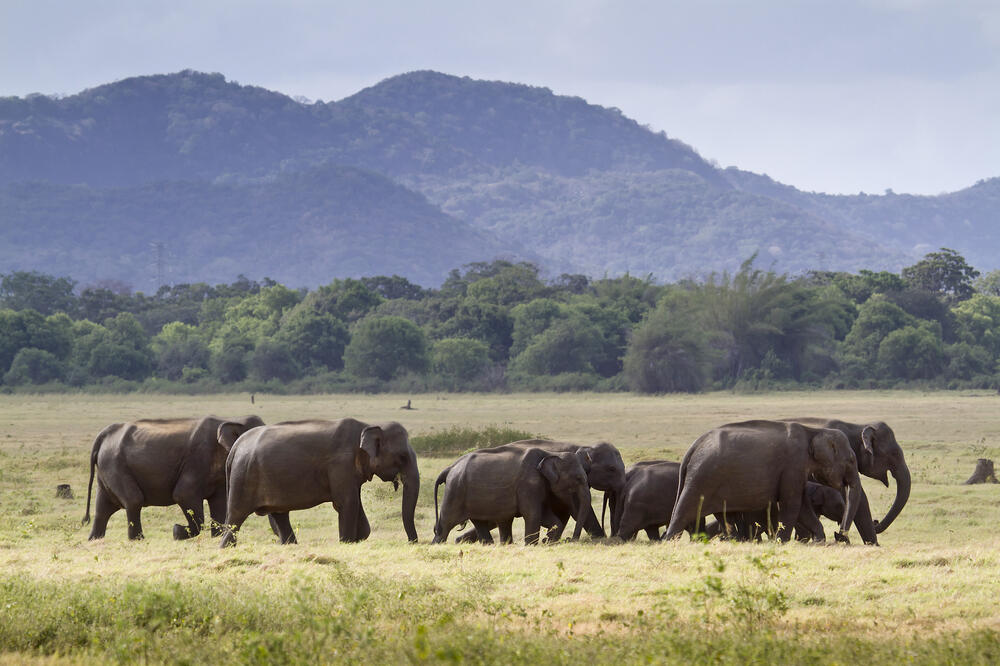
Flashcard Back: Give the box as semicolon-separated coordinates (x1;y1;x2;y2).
173;524;196;540
833;531;851;545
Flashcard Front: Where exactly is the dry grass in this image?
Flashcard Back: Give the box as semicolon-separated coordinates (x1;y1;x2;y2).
2;390;1000;663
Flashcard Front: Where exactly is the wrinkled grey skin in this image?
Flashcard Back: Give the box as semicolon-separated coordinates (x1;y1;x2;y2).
453;439;625;543
663;420;862;543
432;446;592;545
781;418;910;545
710;481;848;543
219;419;419;547
82;415;264;540
613;461;682;541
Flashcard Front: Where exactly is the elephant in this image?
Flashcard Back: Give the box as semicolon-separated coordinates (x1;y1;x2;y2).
218;419;419;547
709;481;848;543
81;415;264;540
780;418;910;545
613;460;681;541
432;446;592;545
662;420;861;543
453;439;625;543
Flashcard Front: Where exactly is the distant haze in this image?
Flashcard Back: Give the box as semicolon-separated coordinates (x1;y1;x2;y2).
1;1;997;196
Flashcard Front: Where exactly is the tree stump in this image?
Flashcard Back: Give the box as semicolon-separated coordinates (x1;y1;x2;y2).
964;458;998;484
55;484;74;499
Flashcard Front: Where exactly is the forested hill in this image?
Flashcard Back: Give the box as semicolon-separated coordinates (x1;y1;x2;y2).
0;165;527;288
0;69;997;288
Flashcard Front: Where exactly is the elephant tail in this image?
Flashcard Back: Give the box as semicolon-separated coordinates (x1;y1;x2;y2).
601;492;608;535
82;423;119;526
433;466;451;532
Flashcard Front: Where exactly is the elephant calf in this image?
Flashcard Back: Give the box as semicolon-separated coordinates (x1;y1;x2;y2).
710;481;847;542
82;415;264;540
433;446;592;545
613;460;680;541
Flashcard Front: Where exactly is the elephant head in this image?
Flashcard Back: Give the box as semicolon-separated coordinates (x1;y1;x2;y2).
537;453;592;540
216;415;265;452
807;429;861;536
859;422;910;534
581;442;626;533
360;422;420;542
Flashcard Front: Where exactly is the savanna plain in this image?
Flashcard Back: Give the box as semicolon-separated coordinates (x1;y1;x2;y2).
1;391;999;664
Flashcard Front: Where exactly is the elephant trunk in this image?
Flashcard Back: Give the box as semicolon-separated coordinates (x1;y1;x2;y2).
874;462;910;534
401;453;420;542
839;471;862;535
572;487;592;540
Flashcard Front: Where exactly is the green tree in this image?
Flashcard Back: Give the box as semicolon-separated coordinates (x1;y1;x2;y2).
344;316;430;380
623;294;712;393
277;306;349;371
151;322;209;380
901;248;979;303
431;337;491;384
952;293;1000;357
841;295;916;368
877;322;946;380
0;271;77;316
3;348;66;385
509;312;603;376
303;279;383;323
250;338;301;382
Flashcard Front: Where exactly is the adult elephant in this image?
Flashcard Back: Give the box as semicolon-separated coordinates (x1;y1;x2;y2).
781;418;909;545
82;415;264;540
219;419;419;546
432;446;591;545
663;420;861;542
453;439;625;543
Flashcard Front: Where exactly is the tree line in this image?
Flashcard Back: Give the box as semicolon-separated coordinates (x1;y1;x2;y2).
1;248;997;393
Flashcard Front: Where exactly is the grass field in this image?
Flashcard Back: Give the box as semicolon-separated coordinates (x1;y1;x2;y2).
2;390;1000;663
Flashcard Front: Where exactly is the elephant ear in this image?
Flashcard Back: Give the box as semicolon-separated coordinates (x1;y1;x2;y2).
537;455;560;485
216;422;246;452
360;425;383;461
807;432;837;466
575;448;594;473
354;447;374;482
861;425;876;457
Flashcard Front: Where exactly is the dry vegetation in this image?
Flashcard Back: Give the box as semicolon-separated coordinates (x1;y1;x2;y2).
2;391;1000;663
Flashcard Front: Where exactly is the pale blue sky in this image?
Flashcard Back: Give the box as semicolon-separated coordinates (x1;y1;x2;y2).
2;0;997;194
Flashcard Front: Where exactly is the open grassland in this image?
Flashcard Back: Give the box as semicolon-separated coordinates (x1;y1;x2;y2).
2;391;1000;663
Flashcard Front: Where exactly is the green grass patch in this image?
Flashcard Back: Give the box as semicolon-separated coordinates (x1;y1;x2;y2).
409;423;539;455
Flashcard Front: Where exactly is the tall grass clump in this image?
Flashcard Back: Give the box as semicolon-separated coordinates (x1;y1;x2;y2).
410;424;539;456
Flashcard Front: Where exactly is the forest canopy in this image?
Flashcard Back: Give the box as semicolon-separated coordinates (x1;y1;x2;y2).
0;249;996;394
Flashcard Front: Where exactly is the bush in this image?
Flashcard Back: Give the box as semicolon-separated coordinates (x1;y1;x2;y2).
344;316;429;380
2;348;66;385
431;338;491;383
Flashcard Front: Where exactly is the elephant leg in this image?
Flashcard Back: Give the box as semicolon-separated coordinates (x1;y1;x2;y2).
523;506;543;545
775;492;803;543
207;490;227;537
456;522;495;543
664;487;707;539
498;519;514;545
851;490;879;545
269;512;297;545
542;506;566;542
173;499;205;540
616;510;640;541
579;505;606;539
219;508;251;548
795;499;826;543
355;504;371;542
644;526;661;541
471;519;494;544
336;491;363;543
125;506;144;540
88;484;120;540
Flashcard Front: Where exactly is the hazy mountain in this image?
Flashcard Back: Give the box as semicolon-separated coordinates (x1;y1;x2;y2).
0;69;996;287
0;165;527;288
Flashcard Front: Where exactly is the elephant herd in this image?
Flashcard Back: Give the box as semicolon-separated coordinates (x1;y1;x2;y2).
81;415;910;548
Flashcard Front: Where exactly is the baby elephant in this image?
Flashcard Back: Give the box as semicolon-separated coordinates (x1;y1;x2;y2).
613;460;681;541
712;481;848;542
433;446;591;545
